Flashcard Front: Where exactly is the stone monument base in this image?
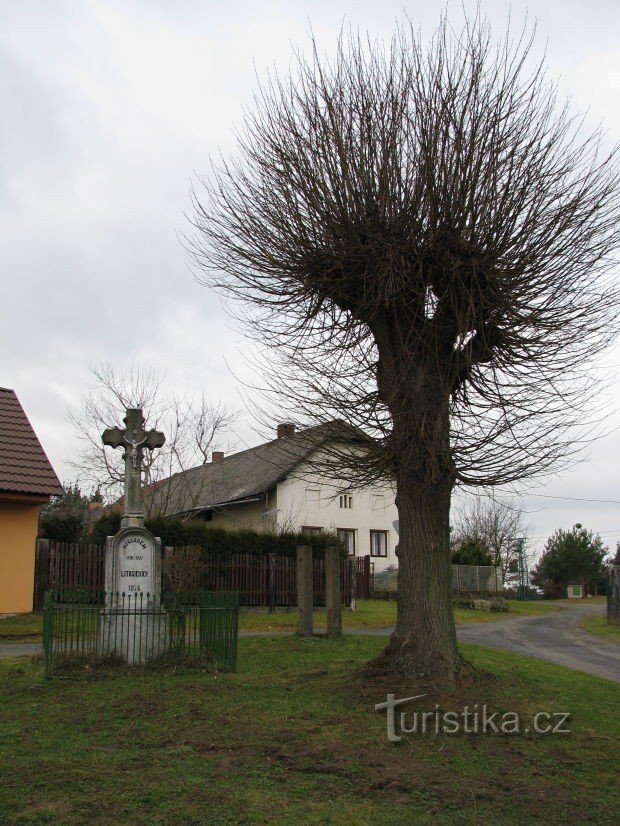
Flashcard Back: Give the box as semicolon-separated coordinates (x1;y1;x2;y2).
97;608;167;665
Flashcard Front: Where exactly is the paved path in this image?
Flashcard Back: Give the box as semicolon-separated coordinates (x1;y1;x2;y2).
1;603;618;682
456;601;620;683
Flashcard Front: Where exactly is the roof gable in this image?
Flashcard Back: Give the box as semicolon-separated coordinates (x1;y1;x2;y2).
0;388;63;498
149;421;367;517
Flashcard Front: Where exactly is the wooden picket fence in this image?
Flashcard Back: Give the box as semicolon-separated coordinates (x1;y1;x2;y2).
33;539;372;610
34;540;105;609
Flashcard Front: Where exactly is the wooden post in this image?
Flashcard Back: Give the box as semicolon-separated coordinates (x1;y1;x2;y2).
325;546;342;636
268;553;277;614
296;545;313;636
33;538;51;611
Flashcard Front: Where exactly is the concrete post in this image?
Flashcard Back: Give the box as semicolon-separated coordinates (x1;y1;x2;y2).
296;545;314;636
325;546;342;636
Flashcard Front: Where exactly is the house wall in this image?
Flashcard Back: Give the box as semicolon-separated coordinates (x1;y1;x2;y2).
208;497;275;532
0;501;39;613
275;458;399;573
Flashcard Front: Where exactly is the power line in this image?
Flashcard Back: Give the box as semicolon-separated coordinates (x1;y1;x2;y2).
526;493;620;505
500;491;620;505
527;528;620;540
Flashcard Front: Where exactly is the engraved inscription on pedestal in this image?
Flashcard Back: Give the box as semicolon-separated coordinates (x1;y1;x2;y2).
110;528;160;601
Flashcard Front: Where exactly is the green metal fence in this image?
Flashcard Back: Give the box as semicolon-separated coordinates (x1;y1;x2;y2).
42;589;239;678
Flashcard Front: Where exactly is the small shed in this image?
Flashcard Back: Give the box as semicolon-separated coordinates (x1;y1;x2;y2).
566;583;584;599
0;388;63;613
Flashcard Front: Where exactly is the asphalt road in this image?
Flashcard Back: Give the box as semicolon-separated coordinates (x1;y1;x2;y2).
1;602;618;682
456;601;620;683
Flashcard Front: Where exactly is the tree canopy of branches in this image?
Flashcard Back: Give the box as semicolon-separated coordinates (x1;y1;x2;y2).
531;524;607;597
451;497;528;580
189;17;620;681
69;363;236;516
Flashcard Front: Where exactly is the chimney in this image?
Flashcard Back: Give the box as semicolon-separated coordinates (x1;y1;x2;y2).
277;422;296;439
212;451;225;463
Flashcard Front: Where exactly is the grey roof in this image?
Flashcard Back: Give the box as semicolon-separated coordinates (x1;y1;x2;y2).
148;421;366;518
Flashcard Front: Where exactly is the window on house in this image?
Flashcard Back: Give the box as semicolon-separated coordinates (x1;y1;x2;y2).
301;526;322;536
337;529;356;555
339;494;353;509
370;530;388;557
305;488;320;502
371;493;385;510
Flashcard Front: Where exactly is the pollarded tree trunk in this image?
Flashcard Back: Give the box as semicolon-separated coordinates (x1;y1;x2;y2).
383;479;463;682
372;322;463;682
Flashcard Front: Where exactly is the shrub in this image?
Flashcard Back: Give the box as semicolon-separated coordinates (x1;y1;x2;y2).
88;513;344;558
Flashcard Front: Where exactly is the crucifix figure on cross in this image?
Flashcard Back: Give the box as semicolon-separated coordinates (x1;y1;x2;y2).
102;408;165;528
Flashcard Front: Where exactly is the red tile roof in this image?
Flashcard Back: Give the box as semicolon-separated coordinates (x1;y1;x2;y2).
0;387;63;497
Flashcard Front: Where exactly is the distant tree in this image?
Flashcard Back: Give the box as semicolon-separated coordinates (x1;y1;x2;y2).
451;497;528;581
87;510;121;545
531;524;607;596
68;363;237;516
39;483;95;542
451;539;492;566
190;17;620;681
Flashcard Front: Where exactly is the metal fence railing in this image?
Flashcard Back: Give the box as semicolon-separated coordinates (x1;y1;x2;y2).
451;565;502;593
372;564;503;595
607;566;620;626
42;589;239;678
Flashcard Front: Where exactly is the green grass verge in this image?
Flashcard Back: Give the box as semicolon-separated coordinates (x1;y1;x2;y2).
0;599;561;644
579;614;620;643
240;599;560;631
0;613;42;643
0;636;617;824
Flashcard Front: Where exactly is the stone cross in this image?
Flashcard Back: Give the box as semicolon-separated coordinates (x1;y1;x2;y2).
102;408;165;528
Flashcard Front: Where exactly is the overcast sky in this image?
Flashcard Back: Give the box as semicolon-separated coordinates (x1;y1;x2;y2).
2;0;620;558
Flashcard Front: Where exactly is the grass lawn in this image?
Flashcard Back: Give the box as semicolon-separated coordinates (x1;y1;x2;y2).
0;599;560;643
1;637;618;825
239;599;559;632
579;614;620;643
0;613;42;644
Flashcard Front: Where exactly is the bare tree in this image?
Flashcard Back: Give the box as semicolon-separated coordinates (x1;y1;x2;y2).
69;363;237;515
188;17;620;681
451;497;528;582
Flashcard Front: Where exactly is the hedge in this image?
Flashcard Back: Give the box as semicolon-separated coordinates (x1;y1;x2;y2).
88;512;344;558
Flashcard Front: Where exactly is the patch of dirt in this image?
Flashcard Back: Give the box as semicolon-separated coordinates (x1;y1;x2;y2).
17;799;72;819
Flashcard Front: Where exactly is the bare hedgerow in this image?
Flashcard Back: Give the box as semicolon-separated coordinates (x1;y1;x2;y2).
188;16;620;681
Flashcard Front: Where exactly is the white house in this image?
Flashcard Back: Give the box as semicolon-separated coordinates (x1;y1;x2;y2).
147;421;399;572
